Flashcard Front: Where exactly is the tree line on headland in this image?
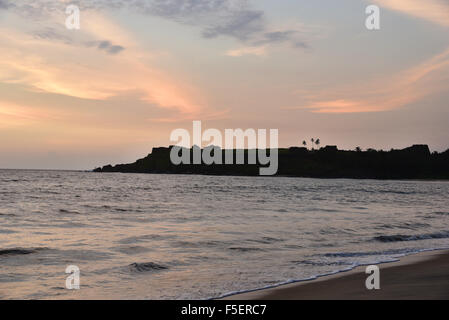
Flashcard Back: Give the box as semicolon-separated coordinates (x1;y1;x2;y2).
94;144;449;180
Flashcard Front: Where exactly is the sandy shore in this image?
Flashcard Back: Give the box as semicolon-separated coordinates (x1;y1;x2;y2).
223;249;449;300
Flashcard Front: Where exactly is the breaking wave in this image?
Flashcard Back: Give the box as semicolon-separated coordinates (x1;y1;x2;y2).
373;231;449;243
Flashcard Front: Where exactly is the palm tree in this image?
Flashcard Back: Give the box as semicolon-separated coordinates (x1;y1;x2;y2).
302;140;307;148
311;138;315;150
355;146;362;152
315;138;320;150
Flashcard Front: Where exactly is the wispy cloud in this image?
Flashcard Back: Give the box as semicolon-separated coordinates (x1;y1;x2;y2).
145;0;310;49
90;40;125;55
253;30;308;48
373;0;449;27
0;11;206;114
144;0;266;41
31;27;126;55
0;100;68;128
291;47;449;113
226;46;266;57
1;0;310;49
0;102;36;128
0;0;11;9
148;108;230;123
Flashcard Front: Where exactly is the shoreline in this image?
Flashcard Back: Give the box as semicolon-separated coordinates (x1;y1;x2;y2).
3;169;449;181
94;171;449;181
221;248;449;300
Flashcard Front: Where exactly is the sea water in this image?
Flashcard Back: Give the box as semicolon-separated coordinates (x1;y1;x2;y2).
0;170;448;299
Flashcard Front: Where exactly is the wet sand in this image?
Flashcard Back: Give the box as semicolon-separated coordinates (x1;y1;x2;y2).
223;249;449;300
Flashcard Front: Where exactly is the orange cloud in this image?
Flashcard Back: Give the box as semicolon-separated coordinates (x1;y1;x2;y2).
374;0;449;27
226;46;266;57
294;47;449;113
0;12;205;115
0;101;68;128
302;100;380;114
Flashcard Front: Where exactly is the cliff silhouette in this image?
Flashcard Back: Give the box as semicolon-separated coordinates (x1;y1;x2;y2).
94;145;449;179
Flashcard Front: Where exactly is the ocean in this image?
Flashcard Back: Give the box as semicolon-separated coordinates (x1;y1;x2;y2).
0;169;448;299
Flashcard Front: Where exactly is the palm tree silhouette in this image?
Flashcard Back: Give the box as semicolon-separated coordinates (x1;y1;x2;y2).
311;138;315;150
315;138;320;150
302;140;307;148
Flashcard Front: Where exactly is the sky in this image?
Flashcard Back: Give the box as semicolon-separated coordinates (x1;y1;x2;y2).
0;0;448;170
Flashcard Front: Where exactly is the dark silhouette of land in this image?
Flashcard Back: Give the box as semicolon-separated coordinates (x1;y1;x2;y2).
94;145;449;179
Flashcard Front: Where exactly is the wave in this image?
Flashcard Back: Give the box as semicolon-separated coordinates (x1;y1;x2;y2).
59;209;81;214
374;222;431;231
0;229;16;234
291;260;352;267
0;213;16;217
228;247;265;252
322;248;418;258
246;237;285;244
0;247;47;256
373;231;449;243
129;262;168;273
215;247;449;300
433;211;449;216
357;188;419;195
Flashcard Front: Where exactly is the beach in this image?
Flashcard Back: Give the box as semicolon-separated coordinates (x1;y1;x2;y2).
223;249;449;300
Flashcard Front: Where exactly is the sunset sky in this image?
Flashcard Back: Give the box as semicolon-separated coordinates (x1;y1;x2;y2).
0;0;448;169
